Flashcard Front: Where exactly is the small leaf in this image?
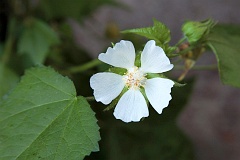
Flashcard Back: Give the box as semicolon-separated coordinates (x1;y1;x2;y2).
207;24;240;87
18;18;60;64
108;67;127;75
0;66;100;160
122;19;174;53
146;73;161;79
134;52;142;67
174;81;186;87
0;64;19;98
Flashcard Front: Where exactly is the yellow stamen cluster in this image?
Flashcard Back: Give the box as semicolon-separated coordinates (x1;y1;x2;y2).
123;67;146;89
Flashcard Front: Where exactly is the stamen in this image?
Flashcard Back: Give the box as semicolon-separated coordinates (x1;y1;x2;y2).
123;67;146;89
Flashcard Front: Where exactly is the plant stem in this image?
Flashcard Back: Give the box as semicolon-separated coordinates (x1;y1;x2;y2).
175;37;187;47
68;59;102;73
174;64;218;70
177;45;195;55
85;96;95;101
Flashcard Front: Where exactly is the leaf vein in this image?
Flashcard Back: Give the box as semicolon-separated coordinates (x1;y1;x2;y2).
0;99;71;122
28;71;74;97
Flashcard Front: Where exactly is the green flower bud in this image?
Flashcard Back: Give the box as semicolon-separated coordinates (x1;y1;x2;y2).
182;19;216;44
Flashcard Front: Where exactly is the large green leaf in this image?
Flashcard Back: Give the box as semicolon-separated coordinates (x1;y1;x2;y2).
0;66;100;160
18;18;59;64
207;24;240;87
0;64;19;98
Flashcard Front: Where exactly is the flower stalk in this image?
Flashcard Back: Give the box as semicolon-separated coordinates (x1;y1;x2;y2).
68;59;102;73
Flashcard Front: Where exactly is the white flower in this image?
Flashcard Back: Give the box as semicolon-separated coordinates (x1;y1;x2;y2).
90;40;174;123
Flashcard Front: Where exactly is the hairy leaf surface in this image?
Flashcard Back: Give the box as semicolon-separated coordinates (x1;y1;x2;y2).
0;64;19;98
0;66;100;160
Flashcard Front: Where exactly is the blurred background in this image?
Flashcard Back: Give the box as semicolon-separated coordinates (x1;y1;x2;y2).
1;0;240;160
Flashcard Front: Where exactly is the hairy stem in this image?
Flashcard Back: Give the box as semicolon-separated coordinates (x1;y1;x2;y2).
68;59;102;73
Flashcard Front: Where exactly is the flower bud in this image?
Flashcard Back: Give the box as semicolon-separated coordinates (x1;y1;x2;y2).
182;19;216;44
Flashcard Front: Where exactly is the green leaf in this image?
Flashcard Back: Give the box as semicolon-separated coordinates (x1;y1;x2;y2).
174;81;186;87
0;66;100;160
122;19;174;53
207;24;240;87
18;18;60;64
0;64;19;98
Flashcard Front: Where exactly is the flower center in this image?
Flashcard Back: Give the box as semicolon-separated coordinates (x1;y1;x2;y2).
123;67;146;89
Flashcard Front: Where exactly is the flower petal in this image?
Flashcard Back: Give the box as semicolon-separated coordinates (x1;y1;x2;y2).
145;78;174;114
98;40;135;69
140;40;173;73
90;72;125;105
113;88;149;123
